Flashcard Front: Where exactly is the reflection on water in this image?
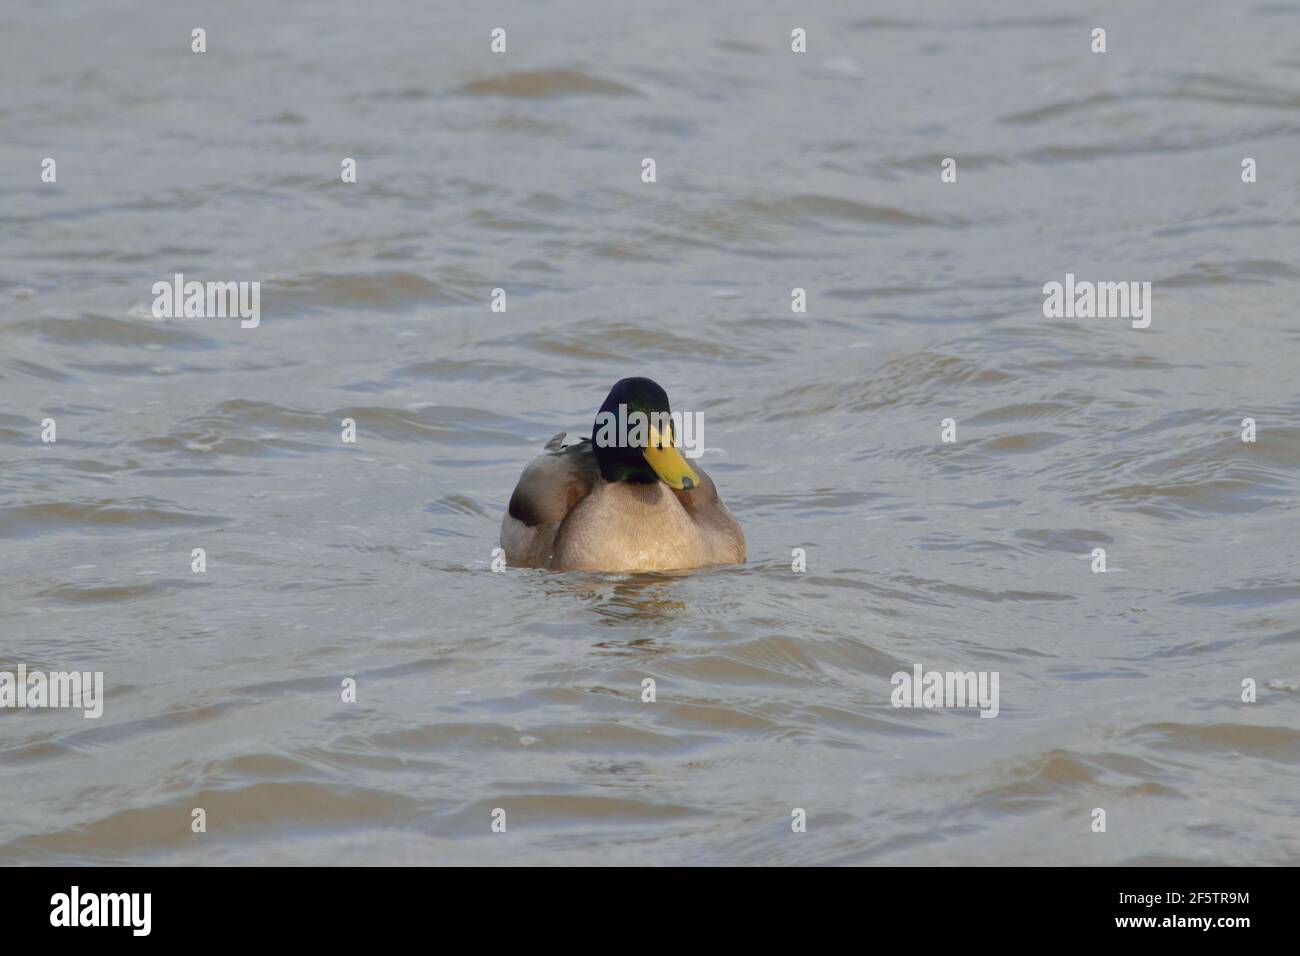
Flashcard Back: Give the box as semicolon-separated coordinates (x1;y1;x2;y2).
1;0;1299;864
557;577;694;626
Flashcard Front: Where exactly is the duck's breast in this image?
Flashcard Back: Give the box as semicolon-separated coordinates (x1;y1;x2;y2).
552;481;720;571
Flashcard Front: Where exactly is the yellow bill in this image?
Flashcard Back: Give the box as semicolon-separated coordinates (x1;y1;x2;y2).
643;421;699;490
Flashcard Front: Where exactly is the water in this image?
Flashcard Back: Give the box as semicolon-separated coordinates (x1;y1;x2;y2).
2;0;1298;865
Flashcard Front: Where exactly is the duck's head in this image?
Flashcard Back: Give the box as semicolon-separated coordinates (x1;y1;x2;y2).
590;377;701;490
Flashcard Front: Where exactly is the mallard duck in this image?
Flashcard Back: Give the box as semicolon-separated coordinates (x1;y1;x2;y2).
500;378;746;571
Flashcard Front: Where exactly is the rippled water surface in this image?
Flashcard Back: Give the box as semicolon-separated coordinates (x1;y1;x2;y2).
2;0;1299;865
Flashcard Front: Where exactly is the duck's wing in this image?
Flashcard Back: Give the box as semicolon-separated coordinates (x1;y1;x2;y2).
508;437;598;526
